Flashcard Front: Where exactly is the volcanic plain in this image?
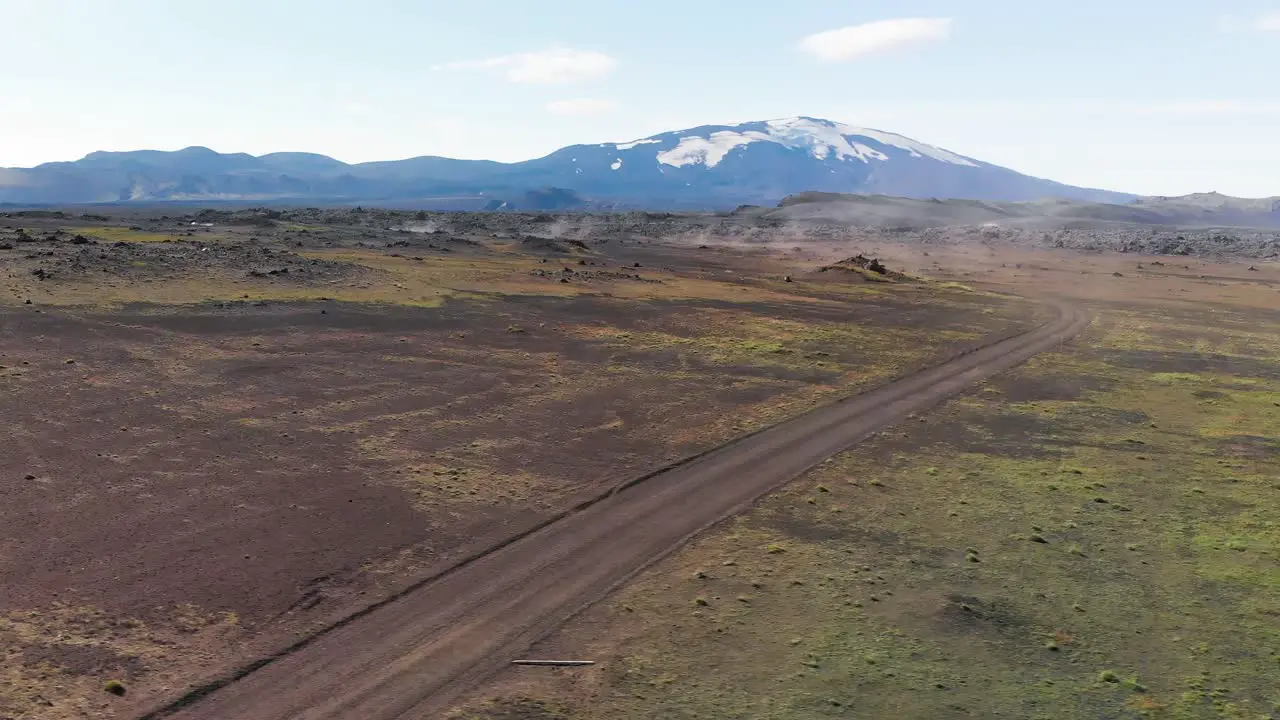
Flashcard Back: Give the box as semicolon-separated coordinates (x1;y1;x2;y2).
2;208;1046;719
2;207;1276;719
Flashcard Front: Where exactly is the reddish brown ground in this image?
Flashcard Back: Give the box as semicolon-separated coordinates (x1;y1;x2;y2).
157;302;1085;720
0;232;1035;718
11;209;1272;719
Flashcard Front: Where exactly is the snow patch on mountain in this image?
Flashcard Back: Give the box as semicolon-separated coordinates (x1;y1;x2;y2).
615;138;662;151
657;131;771;168
831;122;977;167
652;116;978;170
764;117;888;163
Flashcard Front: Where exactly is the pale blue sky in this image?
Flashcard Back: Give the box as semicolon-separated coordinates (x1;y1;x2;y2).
2;0;1278;196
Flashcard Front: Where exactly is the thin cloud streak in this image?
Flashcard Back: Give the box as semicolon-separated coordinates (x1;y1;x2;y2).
434;47;617;85
799;18;952;62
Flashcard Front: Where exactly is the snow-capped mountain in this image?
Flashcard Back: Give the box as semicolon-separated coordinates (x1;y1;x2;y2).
507;117;1128;206
0;117;1132;207
655;117;977;169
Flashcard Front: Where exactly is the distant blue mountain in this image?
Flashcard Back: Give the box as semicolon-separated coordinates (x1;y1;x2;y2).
0;117;1134;208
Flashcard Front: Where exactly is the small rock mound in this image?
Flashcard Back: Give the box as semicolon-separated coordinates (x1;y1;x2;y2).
519;236;589;254
818;254;908;280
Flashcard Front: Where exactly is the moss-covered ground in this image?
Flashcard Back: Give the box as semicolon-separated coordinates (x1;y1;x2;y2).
455;299;1280;720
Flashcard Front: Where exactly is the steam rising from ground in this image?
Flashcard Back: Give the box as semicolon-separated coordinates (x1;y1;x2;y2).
374;207;1278;263
403;221;442;234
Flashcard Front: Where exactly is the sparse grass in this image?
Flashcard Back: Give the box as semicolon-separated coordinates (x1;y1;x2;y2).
69;226;185;243
5;245;986;311
454;300;1280;719
357;433;572;511
303;285;1030;529
3;263;452;308
300;251;867;308
0;229;1045;718
0;603;241;719
564;309;978;372
103;680;127;696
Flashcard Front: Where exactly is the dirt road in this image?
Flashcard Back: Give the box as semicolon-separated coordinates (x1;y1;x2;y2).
151;300;1089;720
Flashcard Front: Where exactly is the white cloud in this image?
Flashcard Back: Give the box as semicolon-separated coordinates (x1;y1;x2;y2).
799;18;952;62
1217;12;1280;33
545;98;618;116
1256;12;1280;31
434;47;617;84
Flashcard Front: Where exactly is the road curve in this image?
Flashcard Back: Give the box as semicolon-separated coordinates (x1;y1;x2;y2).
154;299;1089;720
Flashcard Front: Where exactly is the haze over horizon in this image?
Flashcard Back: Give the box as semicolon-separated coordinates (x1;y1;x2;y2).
3;0;1278;197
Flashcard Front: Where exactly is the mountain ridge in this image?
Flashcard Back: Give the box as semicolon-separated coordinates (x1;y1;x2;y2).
0;116;1191;209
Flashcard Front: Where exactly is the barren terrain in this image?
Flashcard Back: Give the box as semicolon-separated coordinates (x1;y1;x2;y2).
1;209;1044;719
446;239;1280;720
2;208;1275;719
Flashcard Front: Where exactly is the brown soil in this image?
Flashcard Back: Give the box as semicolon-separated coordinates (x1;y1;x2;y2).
0;217;1039;718
150;302;1085;720
15;210;1268;719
